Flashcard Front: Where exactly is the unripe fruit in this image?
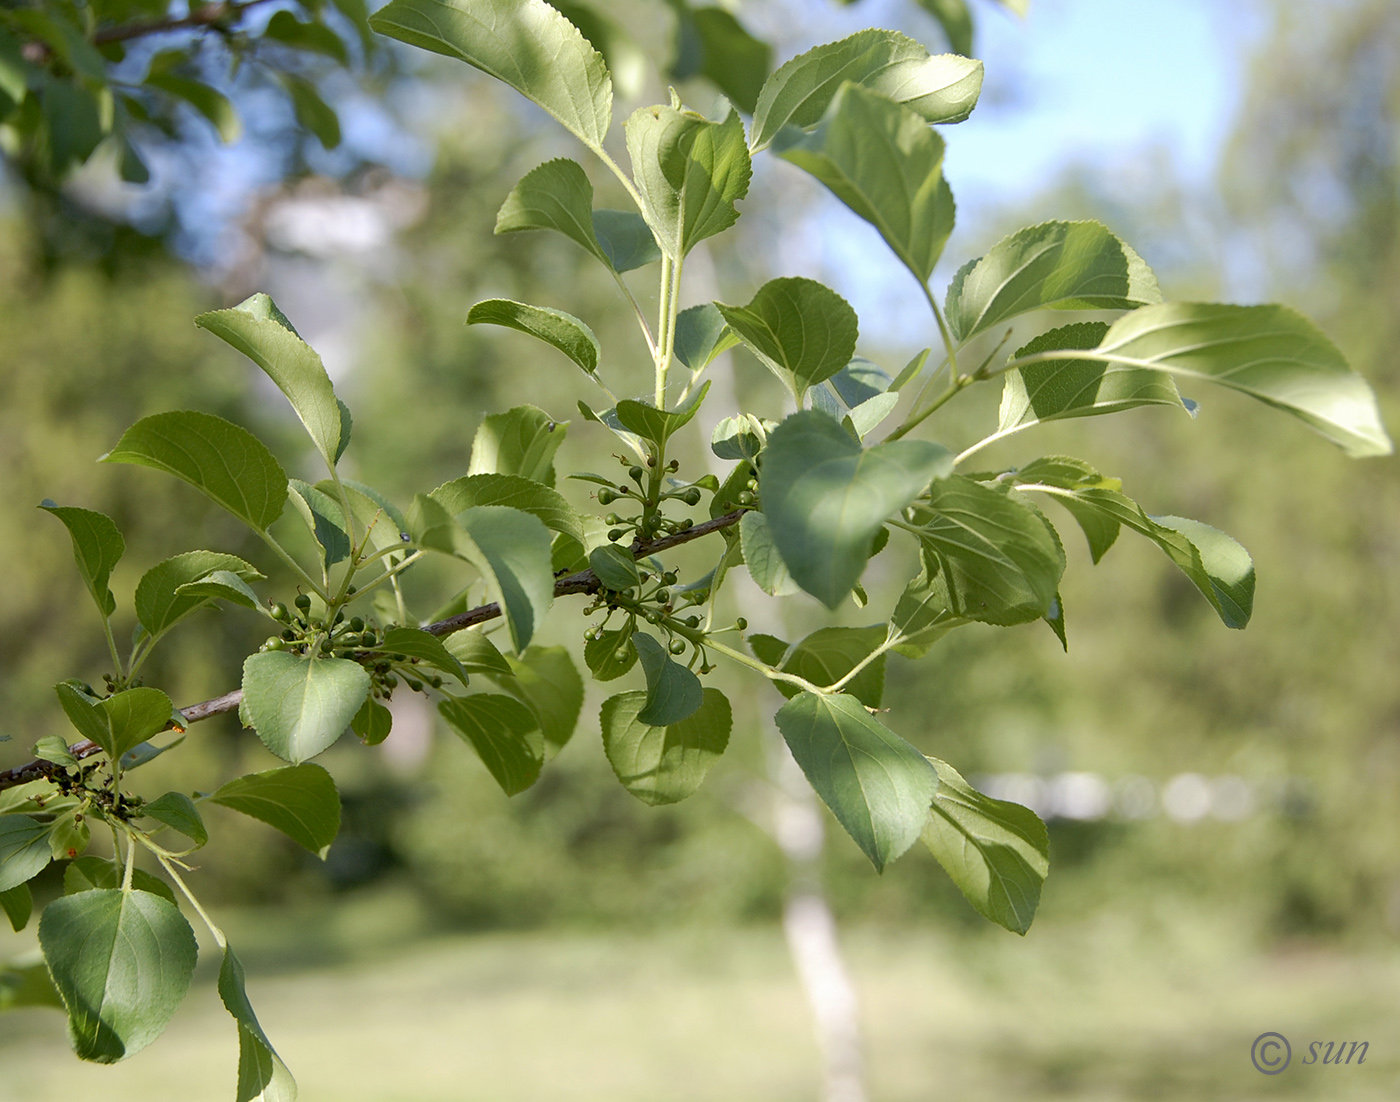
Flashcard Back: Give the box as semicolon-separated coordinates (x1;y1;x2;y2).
662;572;678;586
679;518;694;530
350;616;364;632
281;629;298;642
683;488;702;506
608;528;624;542
598;489;616;505
737;491;754;505
629;465;644;482
684;615;700;628
270;602;290;622
264;636;285;651
655;589;670;604
746;479;759;491
295;594;312;611
604;513;620;526
614;647;630;662
668;639;686;655
405;677;423;692
667;459;679;472
735;617;748;630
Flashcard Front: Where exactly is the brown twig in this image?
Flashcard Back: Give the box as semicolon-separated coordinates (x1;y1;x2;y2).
19;0;281;65
0;510;745;794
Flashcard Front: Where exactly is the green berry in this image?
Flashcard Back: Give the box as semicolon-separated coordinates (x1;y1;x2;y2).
668;459;680;472
347;585;358;595
334;611;345;626
679;518;694;530
735;617;748;630
737;491;754;505
405;677;423;692
264;636;285;651
668;639;686;655
629;465;644;482
662;571;678;586
608;528;625;542
598;489;616;505
281;629;297;641
746;479;759;491
270;602;290;622
295;593;312;611
683;488;702;506
614;647;630;662
684;616;700;628
605;513;621;526
654;589;670;604
350;616;364;632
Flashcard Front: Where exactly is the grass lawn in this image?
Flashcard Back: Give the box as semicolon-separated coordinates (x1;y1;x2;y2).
3;891;1398;1100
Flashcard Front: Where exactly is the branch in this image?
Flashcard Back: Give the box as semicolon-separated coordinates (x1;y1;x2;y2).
19;0;280;65
0;510;745;794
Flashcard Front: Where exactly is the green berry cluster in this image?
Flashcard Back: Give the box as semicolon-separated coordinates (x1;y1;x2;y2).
599;452;705;545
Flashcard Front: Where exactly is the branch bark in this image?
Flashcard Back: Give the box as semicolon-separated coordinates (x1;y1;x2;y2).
19;0;280;65
0;509;744;793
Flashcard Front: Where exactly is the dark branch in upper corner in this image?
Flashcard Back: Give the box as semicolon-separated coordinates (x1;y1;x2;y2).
0;509;745;793
19;0;281;64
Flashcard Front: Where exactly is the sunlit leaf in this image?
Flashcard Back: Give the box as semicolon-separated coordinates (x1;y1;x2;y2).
601;687;731;805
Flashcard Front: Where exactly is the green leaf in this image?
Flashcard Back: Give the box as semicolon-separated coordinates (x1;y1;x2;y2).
211;763;342;856
739;510;800;596
632;632;703;726
922;757;1048;935
55;685;175;762
135;551;264;637
352;697;393;745
102;411;289;532
767;625;887;707
760;411;952;608
711;413;768;461
263;9;350;63
592;209;662;271
469;405;566;484
39;888;198;1063
585;624;638;681
945;220;1162;342
0;959;63;1012
318;480;409;551
910;476;1065;626
374;626;471;687
418;507;555;653
467;298;601;376
844;392;902;441
196;293;350;470
48;808;91;860
613;380;711;446
589;544;642;591
601;687;731;805
281;73;340;148
144;73;241;142
240;652;370;763
173;570;261;613
1012;456;1122;562
717;278;858;403
830;357;893;406
495;157;609;264
140;792;208;847
774;692;938;871
62;857;176;906
625;104;751;259
674;303;739;371
438;694;544;795
1081;303;1394;458
997;322;1190;434
1;883;32;932
0;816;51;893
34;735;80;768
685;7;771;115
38;503;124;618
431;473;584;543
775;82;955;283
219;945;298;1102
369;0;613;152
494;645;584;755
443;630;514;675
1025;481;1256;628
750;29;983;152
916;0;972;57
287;479;351;568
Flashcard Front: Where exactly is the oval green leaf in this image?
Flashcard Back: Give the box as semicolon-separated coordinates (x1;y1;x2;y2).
717;278;858;403
774;692;939;871
39;503;124;618
468;298;601;376
240;652;370;763
211;763;342;856
438;693;544;795
601;687;731;805
38;888;198;1063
